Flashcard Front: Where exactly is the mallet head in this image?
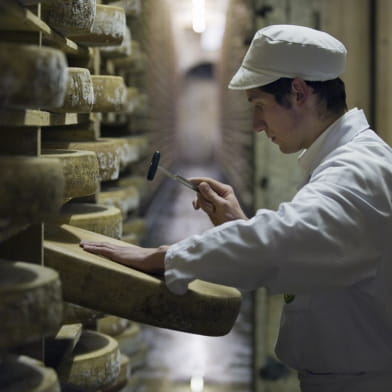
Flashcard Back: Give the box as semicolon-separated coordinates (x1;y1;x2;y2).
147;151;160;181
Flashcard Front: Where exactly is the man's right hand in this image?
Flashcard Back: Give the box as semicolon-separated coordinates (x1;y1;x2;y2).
190;177;248;226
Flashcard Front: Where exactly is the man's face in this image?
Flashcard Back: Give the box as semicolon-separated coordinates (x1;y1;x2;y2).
246;87;306;154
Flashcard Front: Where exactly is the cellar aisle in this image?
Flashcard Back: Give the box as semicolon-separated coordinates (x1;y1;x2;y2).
138;75;253;392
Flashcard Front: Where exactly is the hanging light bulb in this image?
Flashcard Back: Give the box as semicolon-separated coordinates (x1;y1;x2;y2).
192;0;206;33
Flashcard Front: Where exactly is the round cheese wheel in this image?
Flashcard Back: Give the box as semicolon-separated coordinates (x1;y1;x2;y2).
121;218;145;245
0;261;62;348
98;185;139;218
43;139;122;181
100;27;132;58
47;67;94;113
101;353;130;392
0;156;64;222
44;224;242;336
59;330;121;391
41;149;99;202
42;0;96;36
114;323;141;357
0;44;67;109
91;75;128;113
97;316;130;336
0;355;61;392
48;203;123;239
62;302;104;325
70;5;126;47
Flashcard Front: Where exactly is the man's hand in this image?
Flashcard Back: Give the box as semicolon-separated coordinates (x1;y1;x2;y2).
191;177;248;226
79;241;168;275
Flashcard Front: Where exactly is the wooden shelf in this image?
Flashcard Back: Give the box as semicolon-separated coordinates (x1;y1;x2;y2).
0;109;82;127
0;0;88;57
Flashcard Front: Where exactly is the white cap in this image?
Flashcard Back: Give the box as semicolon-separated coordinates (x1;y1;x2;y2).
229;24;347;90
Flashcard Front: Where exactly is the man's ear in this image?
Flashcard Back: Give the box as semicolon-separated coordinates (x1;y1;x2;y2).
291;78;311;104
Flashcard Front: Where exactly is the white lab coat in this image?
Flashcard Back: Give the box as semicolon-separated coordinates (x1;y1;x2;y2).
164;109;392;380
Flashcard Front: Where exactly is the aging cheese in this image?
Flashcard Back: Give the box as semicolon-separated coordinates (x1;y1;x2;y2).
70;5;126;47
0;44;67;109
0;261;62;348
100;26;132;58
43;139;122;181
47;67;94;113
59;330;121;391
0;156;64;222
98;184;139;218
101;353;130;392
0;355;61;392
42;0;96;36
97;316;130;337
44;224;242;336
107;0;141;17
92;75;128;113
49;202;123;239
41;149;99;202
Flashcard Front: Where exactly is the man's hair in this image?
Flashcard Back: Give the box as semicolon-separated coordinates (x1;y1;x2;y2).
259;77;347;115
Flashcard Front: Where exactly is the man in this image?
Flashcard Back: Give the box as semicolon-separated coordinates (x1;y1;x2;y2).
81;25;392;391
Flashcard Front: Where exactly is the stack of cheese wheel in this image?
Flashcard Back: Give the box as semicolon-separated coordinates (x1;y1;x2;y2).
0;43;67;109
41;149;99;203
0;260;63;348
58;330;121;391
42;0;96;36
100;27;132;58
0;355;61;392
0;156;65;222
48;203;123;239
46;67;95;113
70;4;126;46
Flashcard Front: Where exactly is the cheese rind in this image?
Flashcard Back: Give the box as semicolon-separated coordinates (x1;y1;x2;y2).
0;261;62;348
59;330;121;391
48;67;94;113
42;0;96;36
92;75;128;113
70;5;126;47
41;149;99;202
0;156;64;221
0;44;67;109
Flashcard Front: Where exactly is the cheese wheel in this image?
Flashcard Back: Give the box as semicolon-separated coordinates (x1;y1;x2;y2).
100;27;131;58
41;149;99;202
47;67;94;113
70;5;126;47
44;224;242;336
0;355;61;392
62;302;104;325
0;44;67;109
43;139;122;181
97;316;130;336
59;330;121;391
121;218;145;245
91;75;128;113
0;261;62;348
98;185;139;218
101;353;130;392
106;0;141;17
114;323;142;357
42;0;96;36
48;203;123;239
0;156;64;222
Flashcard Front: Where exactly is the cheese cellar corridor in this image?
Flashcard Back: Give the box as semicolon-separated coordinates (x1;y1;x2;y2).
1;1;392;392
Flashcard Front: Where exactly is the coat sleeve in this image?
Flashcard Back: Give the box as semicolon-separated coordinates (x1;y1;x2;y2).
164;158;389;296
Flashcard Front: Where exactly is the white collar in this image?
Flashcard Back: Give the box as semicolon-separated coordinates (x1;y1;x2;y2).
297;108;370;178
